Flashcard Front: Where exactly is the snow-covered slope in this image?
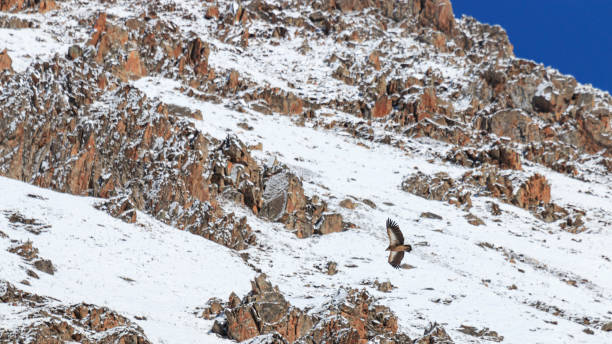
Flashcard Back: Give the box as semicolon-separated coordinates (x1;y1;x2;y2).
0;176;254;343
136;76;612;343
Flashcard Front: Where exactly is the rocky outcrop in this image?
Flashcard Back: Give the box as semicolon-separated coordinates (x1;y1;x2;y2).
461;170;551;210
404;168;583;231
209;274;415;343
372;95;392;118
0;48;12;73
415;323;455;344
458;324;504;342
0;14;36;28
254;88;304;116
260;166;345;237
513;174;551;209
446;144;522;170
0;0;57;13
330;0;455;36
0;280;150;343
0;53;252;249
402;171;472;208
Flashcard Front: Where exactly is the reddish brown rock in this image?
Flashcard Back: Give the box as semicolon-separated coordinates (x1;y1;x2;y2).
368;51;381;71
402;171;472;209
37;0;56;13
234;6;250;25
0;49;12;73
373;95;392;118
257;88;303;115
221;274;313;342
8;240;39;260
0;0;57;12
415;323;455;344
417;0;455;35
88;13;108;47
205;5;220;19
0;70;253;249
0;281;150;343
415;87;438;121
513;174;551;209
404;121;471;146
447;144;522;170
183;37;210;77
227;69;240;93
213;275;413;343
316;213;344;234
122;50;147;80
485;110;538;143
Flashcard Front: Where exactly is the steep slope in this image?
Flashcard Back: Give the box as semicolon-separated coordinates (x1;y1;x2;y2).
1;0;611;343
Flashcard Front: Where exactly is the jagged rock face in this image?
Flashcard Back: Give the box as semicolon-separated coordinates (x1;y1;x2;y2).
402;171;472;209
0;280;150;343
259;167;344;238
415;323;454;344
0;51;254;250
260;171;306;222
220;0;611;180
327;0;455;35
0;12;265;250
210;274;415;343
446;144;522;170
403;168;585;231
0;48;12;72
0;13;36;28
0;0;57;13
513;174;551;208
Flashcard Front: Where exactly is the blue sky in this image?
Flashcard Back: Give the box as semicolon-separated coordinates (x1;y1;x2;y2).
452;1;612;93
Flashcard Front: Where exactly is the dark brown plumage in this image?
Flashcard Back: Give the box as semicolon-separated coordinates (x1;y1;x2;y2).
385;218;412;268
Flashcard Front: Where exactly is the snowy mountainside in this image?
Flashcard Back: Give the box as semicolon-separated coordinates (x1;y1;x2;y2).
1;0;611;343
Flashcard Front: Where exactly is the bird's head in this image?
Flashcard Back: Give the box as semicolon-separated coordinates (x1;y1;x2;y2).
385;246;390;251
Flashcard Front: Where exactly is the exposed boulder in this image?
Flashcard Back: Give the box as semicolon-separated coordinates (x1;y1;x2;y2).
0;59;253;249
0;48;12;73
33;259;55;275
457;324;504;342
447;144;522;170
373;95;392;118
0;0;57;13
259;166;344;238
415;323;454;343
402;171;472;208
256;87;304;115
205;5;220;20
211;274;415;343
0;280;150;343
217;274;314;342
513;174;551;209
316;213;344;235
331;0;455;35
260;171;306;222
8;240;39;260
95;195;138;223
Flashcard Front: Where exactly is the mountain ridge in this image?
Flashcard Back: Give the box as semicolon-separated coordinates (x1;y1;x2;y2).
0;0;611;343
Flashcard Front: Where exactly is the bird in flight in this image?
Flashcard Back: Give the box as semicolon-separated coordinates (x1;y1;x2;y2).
385;218;412;268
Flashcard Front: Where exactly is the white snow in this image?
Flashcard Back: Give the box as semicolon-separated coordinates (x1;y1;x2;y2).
0;177;254;343
1;0;612;343
131;76;612;343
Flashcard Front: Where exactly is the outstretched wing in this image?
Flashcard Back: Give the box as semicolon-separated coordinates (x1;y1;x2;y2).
388;251;404;269
386;218;404;246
